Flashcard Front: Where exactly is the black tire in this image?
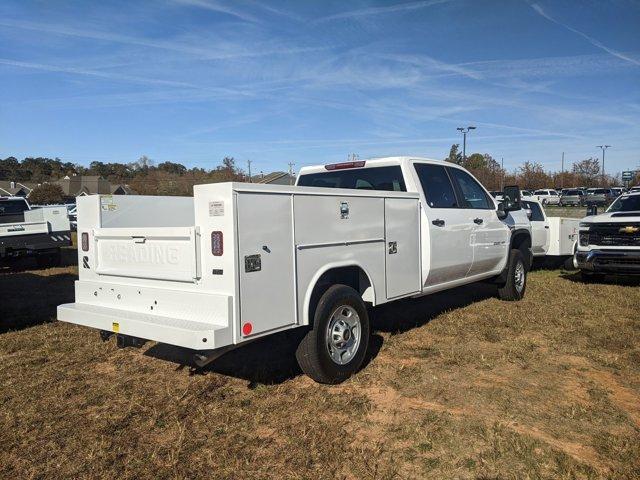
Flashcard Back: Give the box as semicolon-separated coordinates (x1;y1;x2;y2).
296;284;370;384
497;249;527;301
562;255;577;271
581;271;606;283
35;248;62;268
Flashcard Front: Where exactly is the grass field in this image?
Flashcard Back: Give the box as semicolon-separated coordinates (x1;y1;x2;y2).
543;205;589;219
1;250;639;479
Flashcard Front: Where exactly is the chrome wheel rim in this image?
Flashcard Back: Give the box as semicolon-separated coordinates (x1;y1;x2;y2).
514;260;525;293
326;305;361;365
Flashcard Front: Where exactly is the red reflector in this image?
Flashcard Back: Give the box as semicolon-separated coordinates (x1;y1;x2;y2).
324;161;366;171
242;323;253;336
211;231;223;256
81;232;89;252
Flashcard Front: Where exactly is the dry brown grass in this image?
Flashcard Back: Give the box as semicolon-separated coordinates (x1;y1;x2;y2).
1;256;639;479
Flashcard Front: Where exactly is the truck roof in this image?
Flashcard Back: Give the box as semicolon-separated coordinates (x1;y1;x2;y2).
298;156;445;176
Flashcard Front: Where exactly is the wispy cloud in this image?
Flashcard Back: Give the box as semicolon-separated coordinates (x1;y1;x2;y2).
0;18;321;60
171;0;259;23
0;57;252;97
316;0;453;22
530;3;640;66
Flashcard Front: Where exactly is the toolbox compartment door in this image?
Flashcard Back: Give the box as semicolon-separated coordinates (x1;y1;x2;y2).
384;198;421;299
93;227;201;283
236;193;296;338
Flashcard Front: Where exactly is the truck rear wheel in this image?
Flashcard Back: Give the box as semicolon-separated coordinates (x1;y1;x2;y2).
497;249;527;301
296;284;370;384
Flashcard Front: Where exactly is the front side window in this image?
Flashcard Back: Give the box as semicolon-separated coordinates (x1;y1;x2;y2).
522;200;545;221
297;166;406;192
414;163;458;208
448;168;493;209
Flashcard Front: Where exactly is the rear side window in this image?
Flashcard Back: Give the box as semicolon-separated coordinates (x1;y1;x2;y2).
297;166;406;192
414;164;458;208
447;168;493;209
522;201;545;221
0;199;28;215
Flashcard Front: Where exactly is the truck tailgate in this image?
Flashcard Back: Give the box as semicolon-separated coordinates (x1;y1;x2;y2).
0;221;49;237
93;226;201;283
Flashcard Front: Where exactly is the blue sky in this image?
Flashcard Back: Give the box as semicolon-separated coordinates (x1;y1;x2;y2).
1;0;639;176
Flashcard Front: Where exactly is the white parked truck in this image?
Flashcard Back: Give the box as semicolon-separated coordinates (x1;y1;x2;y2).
520;196;580;269
1;196;72;267
58;157;532;383
576;191;640;280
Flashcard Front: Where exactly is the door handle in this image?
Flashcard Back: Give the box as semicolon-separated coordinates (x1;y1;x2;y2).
432;219;445;227
473;218;483;224
544;226;550;229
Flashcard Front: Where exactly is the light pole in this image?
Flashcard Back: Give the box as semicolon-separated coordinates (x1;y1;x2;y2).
456;126;476;161
596;145;611;185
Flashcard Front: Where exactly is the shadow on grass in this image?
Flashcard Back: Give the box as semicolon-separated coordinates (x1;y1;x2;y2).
0;246;77;273
0;270;76;333
146;281;496;386
560;270;640;287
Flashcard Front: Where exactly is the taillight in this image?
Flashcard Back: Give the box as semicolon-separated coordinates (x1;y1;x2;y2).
211;231;223;256
81;232;89;251
324;161;366;170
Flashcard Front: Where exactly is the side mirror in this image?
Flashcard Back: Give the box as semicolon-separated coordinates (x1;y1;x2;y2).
525;208;532;220
497;202;508;220
586;205;598;216
502;185;522;211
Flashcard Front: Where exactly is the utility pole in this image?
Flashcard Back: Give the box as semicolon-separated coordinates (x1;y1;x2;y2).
247;159;252;183
500;157;504;191
561;152;564;189
596;145;611;185
456;126;476;162
288;162;295;185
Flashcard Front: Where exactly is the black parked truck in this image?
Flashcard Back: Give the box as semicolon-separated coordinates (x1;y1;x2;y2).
0;197;72;267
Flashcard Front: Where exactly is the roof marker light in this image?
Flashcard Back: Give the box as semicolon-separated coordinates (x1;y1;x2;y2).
324;161;366;171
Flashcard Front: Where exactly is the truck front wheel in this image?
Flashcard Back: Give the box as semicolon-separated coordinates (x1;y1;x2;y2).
497;249;527;301
296;284;370;384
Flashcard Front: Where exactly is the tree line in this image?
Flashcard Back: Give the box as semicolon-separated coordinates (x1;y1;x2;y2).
444;144;636;191
0;155;247;197
1;150;637;200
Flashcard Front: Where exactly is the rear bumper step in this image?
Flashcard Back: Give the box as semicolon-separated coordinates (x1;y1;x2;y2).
57;303;230;350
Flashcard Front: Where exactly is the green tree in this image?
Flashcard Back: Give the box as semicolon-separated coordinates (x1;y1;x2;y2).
445;144;462;164
28;184;65;205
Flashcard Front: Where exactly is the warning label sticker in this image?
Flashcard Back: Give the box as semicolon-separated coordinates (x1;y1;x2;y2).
209;201;224;217
100;195;117;211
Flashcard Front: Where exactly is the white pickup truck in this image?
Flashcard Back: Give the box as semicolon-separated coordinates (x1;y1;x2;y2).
520;196;580;269
1;196;72;267
576;191;640;280
58;157;532;383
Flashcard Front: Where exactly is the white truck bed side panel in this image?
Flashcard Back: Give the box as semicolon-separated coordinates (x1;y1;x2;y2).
384;198;421;299
296;243;386;323
236;192;297;338
547;217;579;256
294;195;385;245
